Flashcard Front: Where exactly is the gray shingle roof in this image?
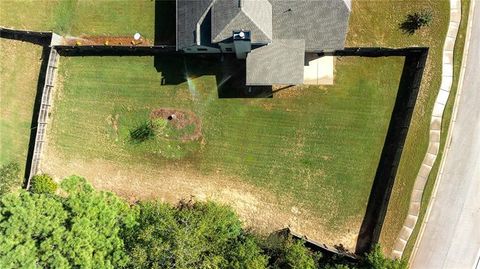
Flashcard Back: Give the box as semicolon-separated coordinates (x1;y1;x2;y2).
177;0;350;51
211;0;272;43
246;39;305;85
269;0;351;51
176;0;213;50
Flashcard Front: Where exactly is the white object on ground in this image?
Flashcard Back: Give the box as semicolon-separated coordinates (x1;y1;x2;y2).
134;33;141;40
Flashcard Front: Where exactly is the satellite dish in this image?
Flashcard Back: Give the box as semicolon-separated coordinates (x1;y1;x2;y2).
134;33;141;40
239;31;245;38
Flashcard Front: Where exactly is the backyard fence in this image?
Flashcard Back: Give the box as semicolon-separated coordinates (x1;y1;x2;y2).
55;44;177;56
26;47;60;189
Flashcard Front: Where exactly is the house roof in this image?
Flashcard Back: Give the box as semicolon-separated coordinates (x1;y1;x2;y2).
269;0;351;51
211;0;272;44
176;0;213;50
246;39;305;85
176;0;351;51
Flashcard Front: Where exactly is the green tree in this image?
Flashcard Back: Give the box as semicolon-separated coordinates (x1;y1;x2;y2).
263;234;319;269
30;174;58;194
124;200;268;269
362;245;407;269
0;162;20;195
0;176;135;268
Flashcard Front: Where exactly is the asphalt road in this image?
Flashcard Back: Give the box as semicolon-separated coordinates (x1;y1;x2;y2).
411;3;480;269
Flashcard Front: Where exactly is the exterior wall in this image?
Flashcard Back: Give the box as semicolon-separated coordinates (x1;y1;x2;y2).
183;45;221;53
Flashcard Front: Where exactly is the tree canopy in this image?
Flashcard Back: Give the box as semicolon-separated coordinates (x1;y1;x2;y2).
0;176;135;268
124;200;268;269
0;175;406;269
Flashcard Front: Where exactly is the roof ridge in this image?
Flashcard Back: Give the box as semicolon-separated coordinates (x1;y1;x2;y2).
239;6;271;41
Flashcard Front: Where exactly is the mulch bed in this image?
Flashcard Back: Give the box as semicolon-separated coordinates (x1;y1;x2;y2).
150;108;202;141
64;35;152;46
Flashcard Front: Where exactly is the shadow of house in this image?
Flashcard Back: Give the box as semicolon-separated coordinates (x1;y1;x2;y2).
152;0;271;98
154;51;272;98
154;0;176;46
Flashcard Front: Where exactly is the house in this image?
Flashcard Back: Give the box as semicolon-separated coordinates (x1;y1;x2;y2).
176;0;351;85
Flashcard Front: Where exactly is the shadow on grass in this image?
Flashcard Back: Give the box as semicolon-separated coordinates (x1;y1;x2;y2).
349;49;429;254
23;46;51;184
154;53;272;98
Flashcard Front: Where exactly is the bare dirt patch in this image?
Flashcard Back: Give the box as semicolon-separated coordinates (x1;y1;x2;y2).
40;143;360;250
151;108;202;141
64;35;152;46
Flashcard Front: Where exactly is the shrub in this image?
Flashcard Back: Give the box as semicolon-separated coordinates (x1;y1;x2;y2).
124;200;268;269
130;121;155;143
30;174;58;194
0;176;133;268
0;162;21;195
262;234;319;269
400;10;433;34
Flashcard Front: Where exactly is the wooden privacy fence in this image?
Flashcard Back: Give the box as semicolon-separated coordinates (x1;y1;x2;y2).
26;47;59;189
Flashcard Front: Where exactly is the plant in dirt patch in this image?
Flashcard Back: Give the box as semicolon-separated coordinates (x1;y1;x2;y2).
400;10;433;34
0;162;21;195
130;119;171;143
130;120;156;143
30;174;58;194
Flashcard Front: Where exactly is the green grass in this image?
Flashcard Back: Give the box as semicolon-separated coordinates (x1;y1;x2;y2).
345;0;451;255
49;55;404;232
401;0;471;260
0;39;42;174
0;0;154;39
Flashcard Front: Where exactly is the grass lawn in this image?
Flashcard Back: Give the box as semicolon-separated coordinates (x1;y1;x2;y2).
44;55;404;248
0;0;154;39
401;0;471;260
346;0;452;255
0;39;42;175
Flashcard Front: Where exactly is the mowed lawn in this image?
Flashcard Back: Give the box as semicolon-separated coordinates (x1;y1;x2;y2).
0;39;42;174
47;55;404;233
0;0;154;39
346;0;451;255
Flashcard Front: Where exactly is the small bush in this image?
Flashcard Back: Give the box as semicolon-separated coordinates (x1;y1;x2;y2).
0;162;21;194
400;10;433;34
31;174;58;194
130;121;155;143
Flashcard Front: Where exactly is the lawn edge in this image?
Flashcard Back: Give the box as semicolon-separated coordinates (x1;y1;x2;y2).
402;0;473;262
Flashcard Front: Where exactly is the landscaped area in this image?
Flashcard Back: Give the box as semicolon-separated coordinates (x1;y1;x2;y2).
41;55;404;249
1;0;460;258
0;39;43;176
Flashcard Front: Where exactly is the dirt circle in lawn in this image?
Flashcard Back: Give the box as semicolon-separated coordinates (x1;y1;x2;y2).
150;108;202;141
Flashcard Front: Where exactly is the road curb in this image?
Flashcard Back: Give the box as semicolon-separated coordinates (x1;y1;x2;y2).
390;0;472;259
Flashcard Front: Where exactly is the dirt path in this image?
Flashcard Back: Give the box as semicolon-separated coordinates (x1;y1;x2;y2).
40;143;359;250
64;35;152;46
